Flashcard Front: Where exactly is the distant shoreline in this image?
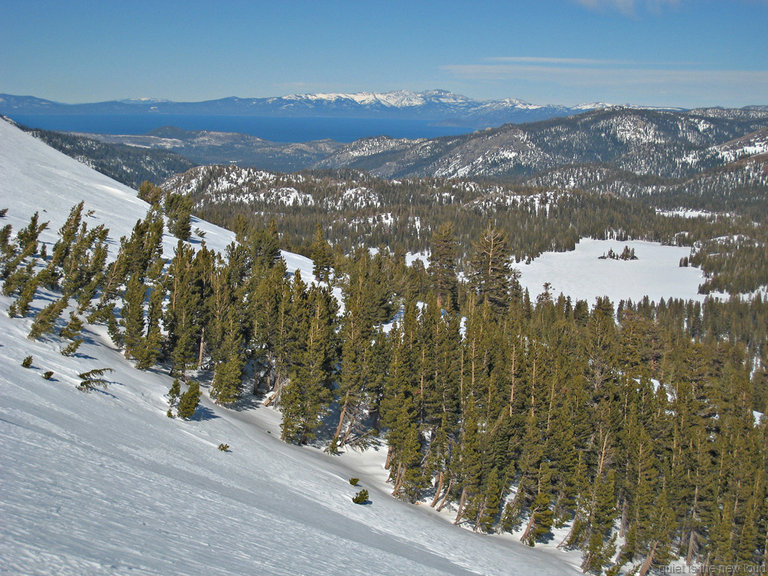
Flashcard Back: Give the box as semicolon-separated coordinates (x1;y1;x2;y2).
6;113;473;143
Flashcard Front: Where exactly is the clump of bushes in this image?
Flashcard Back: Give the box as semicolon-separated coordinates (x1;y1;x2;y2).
352;489;369;505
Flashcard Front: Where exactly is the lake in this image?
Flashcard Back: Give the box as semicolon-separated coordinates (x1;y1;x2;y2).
8;113;473;143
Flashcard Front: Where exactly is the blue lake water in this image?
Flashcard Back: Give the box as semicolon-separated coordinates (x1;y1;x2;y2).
9;114;474;143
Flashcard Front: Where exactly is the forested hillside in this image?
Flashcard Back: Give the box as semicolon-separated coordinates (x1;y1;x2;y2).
3;193;767;574
22;125;196;188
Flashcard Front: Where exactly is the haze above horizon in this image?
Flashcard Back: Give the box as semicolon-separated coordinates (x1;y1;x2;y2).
1;0;766;109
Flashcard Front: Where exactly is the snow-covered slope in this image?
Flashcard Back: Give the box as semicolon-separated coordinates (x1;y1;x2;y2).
0;118;580;574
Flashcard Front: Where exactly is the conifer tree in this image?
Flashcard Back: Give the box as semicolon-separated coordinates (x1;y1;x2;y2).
28;295;68;340
165;241;202;376
430;222;459;311
468;223;514;314
280;284;338;444
582;469;618;574
177;380;201;420
310;223;334;283
210;306;245;405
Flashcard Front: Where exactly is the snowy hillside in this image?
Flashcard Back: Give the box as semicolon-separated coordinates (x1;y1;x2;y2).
0;118;580;574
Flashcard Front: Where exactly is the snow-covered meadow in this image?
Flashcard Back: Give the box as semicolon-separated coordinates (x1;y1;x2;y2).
519;238;707;305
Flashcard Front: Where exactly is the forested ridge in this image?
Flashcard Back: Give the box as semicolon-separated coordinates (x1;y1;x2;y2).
168;167;768;296
2;186;767;575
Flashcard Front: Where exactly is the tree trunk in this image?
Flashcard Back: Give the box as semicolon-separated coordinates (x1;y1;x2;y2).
333;394;350;445
385;444;395;470
521;509;537;544
436;478;454;512
454;487;468;524
430;471;444;508
638;542;657;576
197;327;205;368
392;463;405;495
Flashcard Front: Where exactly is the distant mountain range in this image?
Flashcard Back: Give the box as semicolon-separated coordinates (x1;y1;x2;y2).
1;90;613;129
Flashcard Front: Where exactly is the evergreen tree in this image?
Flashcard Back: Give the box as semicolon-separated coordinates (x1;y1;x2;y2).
430;222;459;311
310;223;334;283
281;284;338;444
468;224;515;314
210;306;245;405
177;380;201;420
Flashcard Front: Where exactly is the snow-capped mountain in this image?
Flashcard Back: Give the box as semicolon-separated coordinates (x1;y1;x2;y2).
0;90;595;128
315;106;768;181
0;117;582;575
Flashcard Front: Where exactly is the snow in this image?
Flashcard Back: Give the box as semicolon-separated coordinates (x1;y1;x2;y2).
0;118;235;260
518;238;707;304
0;118;581;575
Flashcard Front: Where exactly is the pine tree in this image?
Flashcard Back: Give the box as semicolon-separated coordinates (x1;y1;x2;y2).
582;469;617;574
165;241;202;376
177;380;201;420
210;306;245;405
430;222;459;311
310;223;334;283
28;295;68;340
468;223;515;314
280;284;338;444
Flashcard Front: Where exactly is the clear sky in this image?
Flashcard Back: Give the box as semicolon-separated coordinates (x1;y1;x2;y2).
1;0;766;108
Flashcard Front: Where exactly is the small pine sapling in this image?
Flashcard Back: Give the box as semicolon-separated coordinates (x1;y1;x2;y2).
177;380;201;420
42;370;54;380
352;489;369;505
61;338;83;357
21;355;33;368
349;478;360;486
218;443;230;452
77;367;114;392
167;379;181;407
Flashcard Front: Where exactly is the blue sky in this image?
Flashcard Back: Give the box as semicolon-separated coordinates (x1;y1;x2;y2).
1;0;766;107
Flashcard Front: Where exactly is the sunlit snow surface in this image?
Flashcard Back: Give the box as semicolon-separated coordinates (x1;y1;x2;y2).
519;238;707;305
0;119;580;575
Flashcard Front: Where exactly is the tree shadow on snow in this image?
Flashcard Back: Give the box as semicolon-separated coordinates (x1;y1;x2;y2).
191;404;219;421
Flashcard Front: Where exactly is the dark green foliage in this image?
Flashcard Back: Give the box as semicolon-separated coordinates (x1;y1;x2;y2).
352;489;369;504
2;212;47;287
42;370;54;380
430;222;459;311
280;278;339;444
167;379;181;409
27;296;68;340
177;380;201;420
210;306;245;405
138;181;165;206
310;223;334;283
21;355;32;368
468;224;515;313
77;368;114;392
217;443;230;452
349;478;360;486
61;339;83;357
164;241;203;376
164;192;193;241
